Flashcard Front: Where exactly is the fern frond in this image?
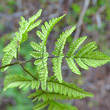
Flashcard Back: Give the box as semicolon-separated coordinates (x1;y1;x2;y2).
52;27;76;82
31;44;49;90
2;9;42;72
67;36;87;57
4;74;93;99
47;80;93;99
48;100;78;110
30;42;43;52
66;58;81;75
52;57;63;83
52;26;76;56
34;100;49;110
3;74;40;91
1;51;14;71
36;14;65;45
30;14;65;89
28;90;73;101
66;36;110;75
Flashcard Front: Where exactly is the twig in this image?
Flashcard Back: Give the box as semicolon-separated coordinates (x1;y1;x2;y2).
20;64;37;80
0;62;20;70
73;0;90;41
0;56;70;70
95;6;106;28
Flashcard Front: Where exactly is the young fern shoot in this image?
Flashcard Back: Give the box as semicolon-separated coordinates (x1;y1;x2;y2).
1;9;110;110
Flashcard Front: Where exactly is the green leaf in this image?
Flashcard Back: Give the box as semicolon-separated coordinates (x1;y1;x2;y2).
48;100;78;110
30;42;43;52
1;51;14;72
4;74;94;99
52;57;63;83
65;37;110;75
34;100;49;110
2;9;42;72
37;14;65;45
27;20;42;32
67;36;87;57
66;58;81;75
52;26;76;56
3;74;40;91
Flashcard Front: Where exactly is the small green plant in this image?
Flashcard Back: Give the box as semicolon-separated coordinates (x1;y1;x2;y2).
0;9;110;110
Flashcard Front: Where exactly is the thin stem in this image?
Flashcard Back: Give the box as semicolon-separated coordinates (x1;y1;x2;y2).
0;62;20;70
20;64;37;80
0;56;69;70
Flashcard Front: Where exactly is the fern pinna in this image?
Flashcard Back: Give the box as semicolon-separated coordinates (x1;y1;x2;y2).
0;9;110;110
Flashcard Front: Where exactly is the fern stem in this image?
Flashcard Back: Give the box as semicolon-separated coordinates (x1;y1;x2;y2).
20;64;37;80
0;62;20;70
0;56;71;70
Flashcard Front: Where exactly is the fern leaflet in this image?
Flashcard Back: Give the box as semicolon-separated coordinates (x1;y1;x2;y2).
1;9;42;72
4;74;93;99
52;27;76;82
31;15;65;90
66;36;110;75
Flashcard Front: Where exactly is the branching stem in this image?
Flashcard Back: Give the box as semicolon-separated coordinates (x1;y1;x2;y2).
20;64;37;80
0;56;70;70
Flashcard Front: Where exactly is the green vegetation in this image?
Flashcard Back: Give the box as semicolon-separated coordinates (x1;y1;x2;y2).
0;9;110;110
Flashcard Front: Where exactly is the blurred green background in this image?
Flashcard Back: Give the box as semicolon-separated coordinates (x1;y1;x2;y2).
0;0;110;110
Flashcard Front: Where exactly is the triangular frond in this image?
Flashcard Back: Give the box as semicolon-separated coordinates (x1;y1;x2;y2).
66;36;110;75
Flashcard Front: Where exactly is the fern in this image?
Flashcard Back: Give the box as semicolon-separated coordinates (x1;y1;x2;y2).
30;15;65;90
1;9;110;110
4;74;93;99
66;36;110;75
52;27;76;82
1;9;42;72
48;100;78;110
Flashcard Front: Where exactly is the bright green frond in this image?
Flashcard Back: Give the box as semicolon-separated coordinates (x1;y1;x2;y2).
75;41;97;57
31;45;49;90
30;51;42;59
52;26;76;56
4;74;40;91
28;9;42;25
47;80;94;99
75;58;89;70
2;9;42;72
30;42;43;52
27;20;42;32
66;58;81;75
28;90;72;101
34;100;49;110
65;37;110;74
4;74;93;99
1;51;13;72
52;57;63;83
67;36;87;57
36;14;65;45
